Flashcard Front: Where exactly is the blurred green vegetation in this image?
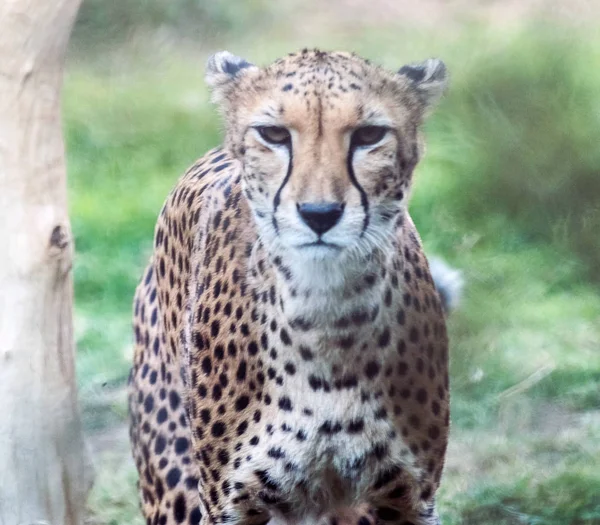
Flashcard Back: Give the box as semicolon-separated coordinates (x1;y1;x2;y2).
65;7;600;524
71;0;271;51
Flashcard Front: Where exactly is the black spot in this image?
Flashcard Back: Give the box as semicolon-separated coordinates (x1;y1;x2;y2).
157;408;168;424
374;465;402;489
184;477;199;492
420;485;433;501
255;470;280;491
347;419;365;433
190;506;202;524
247;340;259;356
428;425;440;440
308;374;322;391
218;449;230;465
319;420;342;434
200;409;211;425
213;279;222;298
384;288;392;307
236;360;247;381
290;317;312;331
364;273;377;287
409;327;419;343
169;391;181;411
235;395;250;411
211;421;226;437
393;338;405;355
278;396;293;411
174;437;189;455
299;346;313;361
280;328;292;346
267;447;285;459
228;341;237;357
372;442;388;459
201;357;212;376
364;360;380;379
154;434;166;455
212;384;222;401
378;328;391;347
338;336;355;350
393;302;405;324
173;493;186;523
166;467;182;489
144;394;154;413
375;407;387;419
211;152;227;164
237;421;248;436
260;332;269;350
219;373;228;388
341;375;358;389
213;162;231;173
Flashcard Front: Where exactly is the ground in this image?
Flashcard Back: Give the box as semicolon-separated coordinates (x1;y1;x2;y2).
67;2;600;524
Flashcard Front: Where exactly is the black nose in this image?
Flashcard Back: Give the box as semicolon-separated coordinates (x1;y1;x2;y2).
297;202;345;235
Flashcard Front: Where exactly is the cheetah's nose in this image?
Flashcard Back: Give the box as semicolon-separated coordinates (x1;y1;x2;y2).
297;202;345;235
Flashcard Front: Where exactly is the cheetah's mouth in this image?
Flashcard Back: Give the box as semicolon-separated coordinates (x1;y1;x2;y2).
297;240;343;251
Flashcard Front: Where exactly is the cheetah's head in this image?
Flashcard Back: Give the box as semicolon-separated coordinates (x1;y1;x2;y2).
206;49;447;269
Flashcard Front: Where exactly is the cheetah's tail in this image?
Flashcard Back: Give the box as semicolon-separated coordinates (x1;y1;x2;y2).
428;257;464;313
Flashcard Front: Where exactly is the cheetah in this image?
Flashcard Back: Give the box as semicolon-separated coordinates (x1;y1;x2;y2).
128;49;455;525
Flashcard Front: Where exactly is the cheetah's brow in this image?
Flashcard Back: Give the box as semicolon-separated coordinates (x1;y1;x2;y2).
363;109;391;123
250;111;283;126
358;118;393;128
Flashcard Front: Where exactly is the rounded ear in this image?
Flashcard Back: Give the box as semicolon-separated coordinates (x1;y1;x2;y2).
205;51;257;102
398;58;448;110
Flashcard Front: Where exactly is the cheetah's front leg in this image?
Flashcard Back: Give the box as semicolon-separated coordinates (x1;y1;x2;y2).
321;500;441;525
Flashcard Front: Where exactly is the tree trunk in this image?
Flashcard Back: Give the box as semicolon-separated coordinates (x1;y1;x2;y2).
0;1;94;524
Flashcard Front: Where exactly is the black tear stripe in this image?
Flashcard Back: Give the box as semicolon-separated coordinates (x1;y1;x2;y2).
346;145;370;236
272;146;294;235
317;96;324;139
398;126;419;175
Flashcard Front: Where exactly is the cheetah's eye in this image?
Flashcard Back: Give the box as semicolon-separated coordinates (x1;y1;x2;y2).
255;126;291;146
352;126;388;147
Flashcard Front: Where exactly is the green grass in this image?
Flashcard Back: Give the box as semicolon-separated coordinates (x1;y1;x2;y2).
66;21;600;525
71;0;272;54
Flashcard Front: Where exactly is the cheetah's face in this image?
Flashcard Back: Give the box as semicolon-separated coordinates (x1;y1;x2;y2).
206;50;447;264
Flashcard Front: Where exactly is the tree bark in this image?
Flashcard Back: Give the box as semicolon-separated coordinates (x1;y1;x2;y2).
0;1;94;524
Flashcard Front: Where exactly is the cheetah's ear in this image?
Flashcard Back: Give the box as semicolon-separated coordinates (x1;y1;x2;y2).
206;51;257;102
398;58;448;110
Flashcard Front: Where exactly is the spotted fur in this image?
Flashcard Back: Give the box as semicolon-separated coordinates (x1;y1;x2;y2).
128;49;451;525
